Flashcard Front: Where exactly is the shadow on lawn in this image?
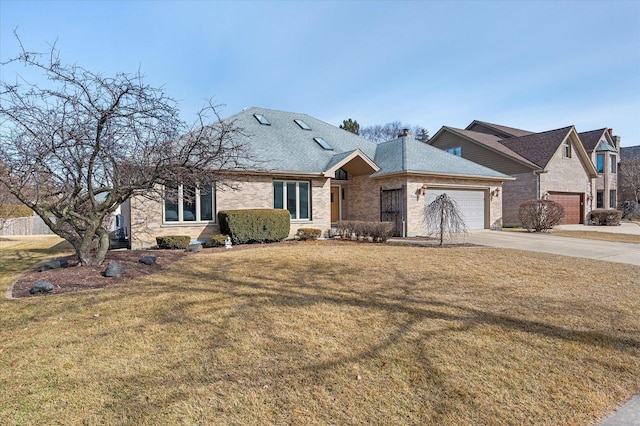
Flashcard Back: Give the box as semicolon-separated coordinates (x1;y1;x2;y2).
16;246;636;423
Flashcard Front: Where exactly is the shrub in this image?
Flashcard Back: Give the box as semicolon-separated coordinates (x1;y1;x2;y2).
518;199;564;232
156;235;191;250
209;234;229;247
335;220;393;242
589;209;622;226
218;209;290;244
296;228;322;241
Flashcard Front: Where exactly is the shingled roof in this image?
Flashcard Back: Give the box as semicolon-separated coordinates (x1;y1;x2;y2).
374;135;510;179
222;107;510;180
579;128;610;152
466;120;534;138
622;145;640;160
499;126;575;168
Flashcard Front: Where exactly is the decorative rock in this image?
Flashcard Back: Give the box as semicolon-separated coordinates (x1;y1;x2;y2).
103;261;126;277
187;243;202;253
139;255;157;265
29;281;54;295
38;259;69;272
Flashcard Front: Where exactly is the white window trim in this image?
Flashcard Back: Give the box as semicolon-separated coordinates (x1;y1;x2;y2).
163;184;216;224
274;180;311;221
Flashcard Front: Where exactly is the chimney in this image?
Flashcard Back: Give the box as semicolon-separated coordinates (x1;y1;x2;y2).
608;128;621;151
399;128;410;138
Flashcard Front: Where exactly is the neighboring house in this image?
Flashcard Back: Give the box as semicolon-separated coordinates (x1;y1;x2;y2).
620;145;640;203
429;120;600;225
123;108;511;248
578;129;621;209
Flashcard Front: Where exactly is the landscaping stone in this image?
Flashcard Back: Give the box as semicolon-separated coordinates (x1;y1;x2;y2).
103;261;126;277
138;255;157;265
29;281;54;295
38;259;69;272
187;243;202;253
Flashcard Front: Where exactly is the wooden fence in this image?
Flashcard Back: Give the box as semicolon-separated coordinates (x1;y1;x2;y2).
0;216;55;236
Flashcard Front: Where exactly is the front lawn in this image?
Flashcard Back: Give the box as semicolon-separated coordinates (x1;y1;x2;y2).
1;239;638;425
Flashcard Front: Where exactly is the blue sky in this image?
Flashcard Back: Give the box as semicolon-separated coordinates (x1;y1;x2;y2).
1;0;639;146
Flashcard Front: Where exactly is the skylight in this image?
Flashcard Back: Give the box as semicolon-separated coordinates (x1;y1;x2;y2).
254;114;271;125
294;119;311;130
314;137;333;150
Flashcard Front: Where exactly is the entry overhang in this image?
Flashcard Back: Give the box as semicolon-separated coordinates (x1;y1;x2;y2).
323;149;379;178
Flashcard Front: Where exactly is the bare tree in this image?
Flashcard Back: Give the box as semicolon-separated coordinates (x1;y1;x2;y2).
423;193;467;246
620;156;640;203
0;35;249;265
360;121;428;144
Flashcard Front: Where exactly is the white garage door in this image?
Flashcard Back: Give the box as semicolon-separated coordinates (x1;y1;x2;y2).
424;189;486;230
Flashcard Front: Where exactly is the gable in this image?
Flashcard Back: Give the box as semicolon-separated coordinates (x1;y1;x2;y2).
543;130;598;179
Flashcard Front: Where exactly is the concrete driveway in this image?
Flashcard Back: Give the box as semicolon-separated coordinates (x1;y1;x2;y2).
464;226;640;266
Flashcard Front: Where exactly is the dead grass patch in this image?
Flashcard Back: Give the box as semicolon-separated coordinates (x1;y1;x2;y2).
550;230;640;244
0;239;638;425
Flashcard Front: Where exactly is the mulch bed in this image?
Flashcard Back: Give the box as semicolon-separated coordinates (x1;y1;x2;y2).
9;240;304;299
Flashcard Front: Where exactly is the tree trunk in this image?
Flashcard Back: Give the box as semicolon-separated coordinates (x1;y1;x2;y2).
75;228;110;266
439;202;445;246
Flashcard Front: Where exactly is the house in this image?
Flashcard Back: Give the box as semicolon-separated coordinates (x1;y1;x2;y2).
428;120;600;225
122;108;511;248
620;145;640;203
578;128;621;209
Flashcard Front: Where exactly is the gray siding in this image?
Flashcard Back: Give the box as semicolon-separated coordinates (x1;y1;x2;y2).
431;132;531;176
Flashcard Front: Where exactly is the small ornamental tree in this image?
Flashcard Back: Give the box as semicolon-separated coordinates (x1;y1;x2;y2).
518;199;565;232
0;35;249;265
423;193;468;246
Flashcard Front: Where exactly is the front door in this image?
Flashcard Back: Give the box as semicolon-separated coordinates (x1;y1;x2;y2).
331;186;340;222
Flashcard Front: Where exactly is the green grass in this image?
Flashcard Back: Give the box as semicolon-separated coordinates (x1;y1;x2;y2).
1;238;639;425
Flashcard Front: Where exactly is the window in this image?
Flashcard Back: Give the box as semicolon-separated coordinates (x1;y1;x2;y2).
446;146;461;156
562;140;572;158
164;185;214;223
294;119;311;130
273;180;310;220
609;190;617;209
609;154;617;173
313;137;333;150
596;190;604;209
596;154;604;173
254;114;271;125
334;168;348;180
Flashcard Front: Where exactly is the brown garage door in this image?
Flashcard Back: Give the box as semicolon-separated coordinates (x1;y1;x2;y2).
548;192;583;224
